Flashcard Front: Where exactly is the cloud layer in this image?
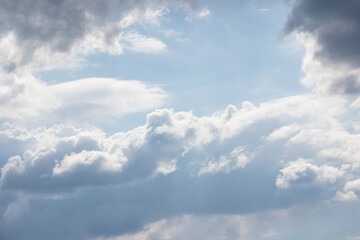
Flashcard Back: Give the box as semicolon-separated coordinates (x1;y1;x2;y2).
1;94;360;239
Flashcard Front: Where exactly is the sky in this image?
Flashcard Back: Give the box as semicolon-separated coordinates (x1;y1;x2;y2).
1;0;360;239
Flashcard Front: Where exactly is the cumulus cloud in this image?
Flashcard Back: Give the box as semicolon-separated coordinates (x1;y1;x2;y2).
0;0;112;71
1;94;357;193
285;0;360;94
333;190;357;202
0;0;208;125
2;94;360;238
0;0;203;72
1;0;360;239
198;146;254;175
276;158;345;189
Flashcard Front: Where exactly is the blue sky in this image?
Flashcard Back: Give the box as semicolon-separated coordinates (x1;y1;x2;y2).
35;0;306;131
1;0;360;239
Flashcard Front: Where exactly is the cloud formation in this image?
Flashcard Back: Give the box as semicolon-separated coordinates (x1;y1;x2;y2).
1;0;360;239
0;73;166;122
0;0;203;72
1;94;360;239
285;0;360;94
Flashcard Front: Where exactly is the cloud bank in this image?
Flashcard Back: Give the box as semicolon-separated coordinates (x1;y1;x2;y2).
1;94;360;239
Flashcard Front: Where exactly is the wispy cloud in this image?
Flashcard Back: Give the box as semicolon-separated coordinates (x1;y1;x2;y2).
122;32;167;54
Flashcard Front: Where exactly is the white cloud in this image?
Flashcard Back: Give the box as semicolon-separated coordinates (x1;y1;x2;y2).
266;124;300;141
196;8;211;19
95;213;279;240
186;8;211;22
51;78;167;120
0;75;167;122
276;158;345;189
1;94;360;238
344;178;360;192
199;146;254;175
0;93;359;197
1;1;360;239
122;32;167;54
0;71;60;119
333;191;358;202
297;33;360;94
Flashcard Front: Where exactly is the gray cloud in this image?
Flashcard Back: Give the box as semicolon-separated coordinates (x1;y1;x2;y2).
0;0;202;72
285;0;360;94
0;0;111;70
0;0;109;51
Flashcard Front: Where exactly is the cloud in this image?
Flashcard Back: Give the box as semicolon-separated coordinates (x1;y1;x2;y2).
0;94;360;239
51;78;167;120
122;32;167;54
0;0;114;71
1;94;356;194
96;203;360;240
285;0;360;67
198;146;254;175
1;0;360;239
186;7;211;22
0;74;166;122
196;8;211;19
285;0;360;94
0;71;59;119
333;190;357;202
102;213;279;240
276;158;345;189
2;94;360;239
0;0;203;72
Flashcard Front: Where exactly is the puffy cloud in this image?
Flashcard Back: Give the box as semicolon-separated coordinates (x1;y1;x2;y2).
297;33;360;94
333;190;357;202
198;146;254;175
0;0;203;72
1;94;358;194
1;95;360;239
285;0;360;94
276;158;345;189
285;0;360;67
0;0;112;71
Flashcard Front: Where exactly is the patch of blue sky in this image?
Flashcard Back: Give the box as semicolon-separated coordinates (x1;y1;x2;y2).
36;1;306;132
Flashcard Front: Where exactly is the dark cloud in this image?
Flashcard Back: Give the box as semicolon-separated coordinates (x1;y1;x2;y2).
0;0;201;71
0;0;109;51
285;0;360;66
0;0;112;69
285;0;360;94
